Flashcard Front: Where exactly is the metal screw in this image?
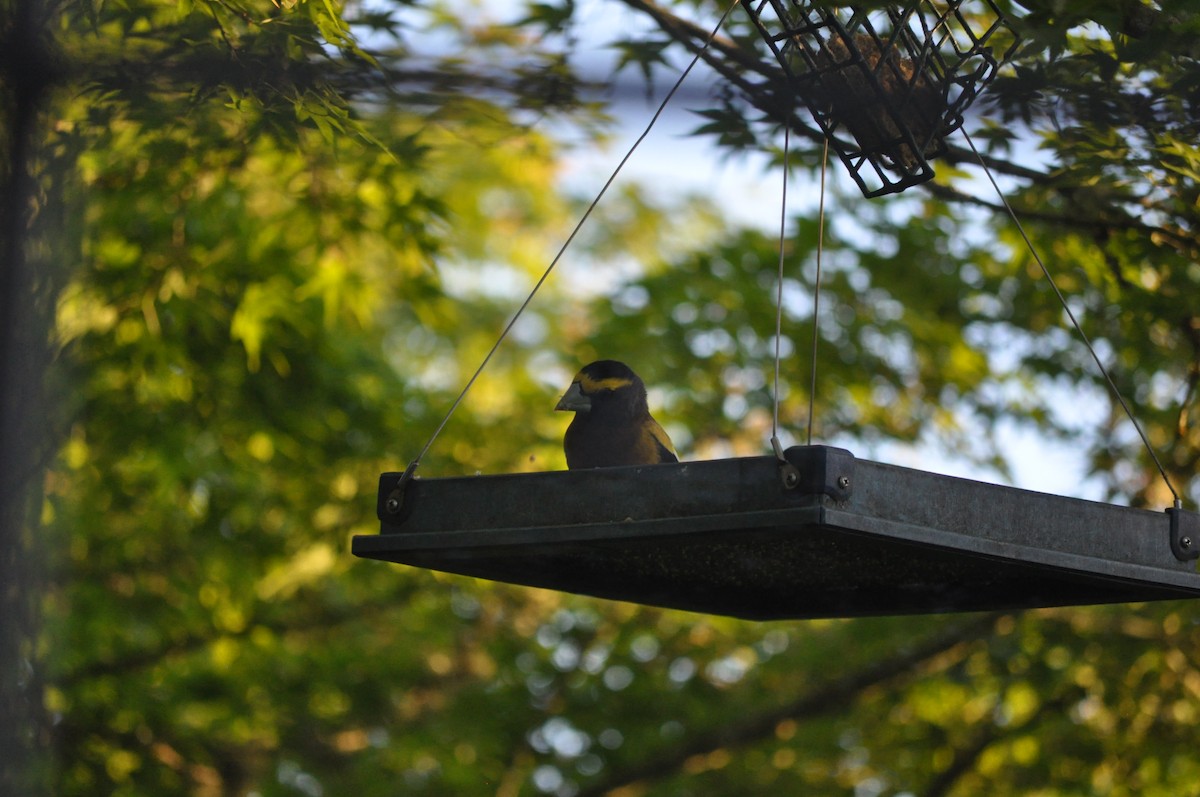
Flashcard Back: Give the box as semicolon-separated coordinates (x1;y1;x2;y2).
385;496;401;514
1182;536;1193;549
783;469;799;489
837;476;850;490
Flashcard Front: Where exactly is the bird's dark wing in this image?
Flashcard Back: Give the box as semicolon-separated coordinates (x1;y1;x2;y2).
645;417;678;463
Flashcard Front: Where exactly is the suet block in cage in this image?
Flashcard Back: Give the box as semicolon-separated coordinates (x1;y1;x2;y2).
741;0;1020;197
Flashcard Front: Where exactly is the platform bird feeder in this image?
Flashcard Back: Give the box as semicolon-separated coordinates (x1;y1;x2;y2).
741;0;1020;197
353;447;1200;620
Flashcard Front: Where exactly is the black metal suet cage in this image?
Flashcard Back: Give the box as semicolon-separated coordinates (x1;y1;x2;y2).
741;0;1020;197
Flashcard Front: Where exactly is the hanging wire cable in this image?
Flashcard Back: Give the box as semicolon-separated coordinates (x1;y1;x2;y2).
807;137;829;447
960;127;1180;504
770;126;791;462
393;0;742;491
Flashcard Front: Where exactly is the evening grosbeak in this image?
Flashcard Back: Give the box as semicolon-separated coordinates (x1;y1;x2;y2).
555;360;678;470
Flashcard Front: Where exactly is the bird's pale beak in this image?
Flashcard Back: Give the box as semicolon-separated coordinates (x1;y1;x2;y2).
555;381;590;412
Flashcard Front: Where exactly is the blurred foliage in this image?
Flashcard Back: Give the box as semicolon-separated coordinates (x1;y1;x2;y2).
3;0;1200;796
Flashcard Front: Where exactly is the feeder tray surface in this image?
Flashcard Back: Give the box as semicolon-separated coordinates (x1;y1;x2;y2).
353;447;1200;620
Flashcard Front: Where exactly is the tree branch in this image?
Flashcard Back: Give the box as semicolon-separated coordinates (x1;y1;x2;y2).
56;588;417;686
576;612;1005;797
921;180;1200;260
923;693;1074;797
612;0;827;147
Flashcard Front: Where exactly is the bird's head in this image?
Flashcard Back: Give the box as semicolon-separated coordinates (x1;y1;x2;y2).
555;360;648;417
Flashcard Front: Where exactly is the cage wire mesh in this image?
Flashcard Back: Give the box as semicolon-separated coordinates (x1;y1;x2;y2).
742;0;1020;197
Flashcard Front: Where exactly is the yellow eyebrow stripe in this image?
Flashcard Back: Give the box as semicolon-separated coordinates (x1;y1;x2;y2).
578;374;633;392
